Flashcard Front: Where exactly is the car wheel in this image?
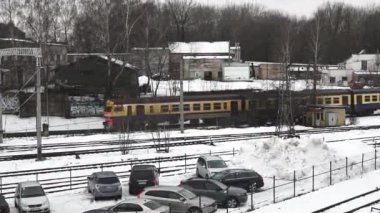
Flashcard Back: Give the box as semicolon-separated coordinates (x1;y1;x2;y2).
247;182;257;192
227;197;238;208
188;207;202;213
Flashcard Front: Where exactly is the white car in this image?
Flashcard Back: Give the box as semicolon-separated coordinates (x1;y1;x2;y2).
14;181;50;213
83;198;169;213
196;155;228;178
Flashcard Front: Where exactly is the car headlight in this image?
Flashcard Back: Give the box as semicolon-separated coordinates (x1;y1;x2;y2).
21;202;29;208
42;200;49;207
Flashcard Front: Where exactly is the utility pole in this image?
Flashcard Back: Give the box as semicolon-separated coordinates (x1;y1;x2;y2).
180;57;184;133
0;86;2;144
36;60;42;160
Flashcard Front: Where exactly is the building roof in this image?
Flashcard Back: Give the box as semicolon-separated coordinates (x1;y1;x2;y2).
169;41;229;54
182;55;230;59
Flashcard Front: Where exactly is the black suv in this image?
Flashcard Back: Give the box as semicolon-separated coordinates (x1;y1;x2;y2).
210;169;264;192
180;178;247;208
129;165;159;195
0;195;9;213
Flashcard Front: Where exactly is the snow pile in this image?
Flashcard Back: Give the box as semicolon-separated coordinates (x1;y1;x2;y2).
230;137;340;179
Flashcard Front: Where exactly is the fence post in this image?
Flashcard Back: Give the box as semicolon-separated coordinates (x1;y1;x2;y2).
361;153;364;174
312;165;315;192
375;149;377;170
158;157;161;172
250;189;254;210
293;170;296;197
0;176;2;194
199;195;202;209
233;147;235;156
273;176;276;203
70;167;72;190
329;161;332;185
209;150;211;155
184;154;187;173
36;172;39;181
169;203;171;213
346;157;348;177
101;164;103;172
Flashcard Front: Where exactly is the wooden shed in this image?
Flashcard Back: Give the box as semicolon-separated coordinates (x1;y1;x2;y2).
305;105;346;127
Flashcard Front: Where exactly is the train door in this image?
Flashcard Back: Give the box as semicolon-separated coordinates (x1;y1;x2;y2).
231;101;238;114
315;111;321;127
127;106;132;116
357;95;362;105
342;96;348;106
136;105;145;117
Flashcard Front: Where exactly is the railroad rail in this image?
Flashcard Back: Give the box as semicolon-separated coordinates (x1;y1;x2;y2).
1;125;380;161
312;187;380;213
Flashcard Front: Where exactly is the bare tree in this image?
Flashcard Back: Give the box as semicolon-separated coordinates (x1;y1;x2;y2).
310;12;322;104
59;0;78;43
168;0;195;41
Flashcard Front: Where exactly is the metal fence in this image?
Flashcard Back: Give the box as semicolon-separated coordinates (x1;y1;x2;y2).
0;148;237;199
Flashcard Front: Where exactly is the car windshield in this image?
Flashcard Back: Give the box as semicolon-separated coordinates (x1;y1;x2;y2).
21;186;45;198
212;180;227;190
207;160;227;168
210;171;229;180
130;171;153;180
98;177;119;184
143;200;161;210
179;189;197;199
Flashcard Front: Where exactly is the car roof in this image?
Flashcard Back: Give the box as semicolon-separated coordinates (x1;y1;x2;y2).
19;181;42;187
92;171;118;178
144;185;183;192
220;168;253;173
132;165;157;171
184;177;218;182
199;155;224;161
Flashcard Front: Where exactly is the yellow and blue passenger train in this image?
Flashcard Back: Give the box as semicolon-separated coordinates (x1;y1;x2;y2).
103;88;380;130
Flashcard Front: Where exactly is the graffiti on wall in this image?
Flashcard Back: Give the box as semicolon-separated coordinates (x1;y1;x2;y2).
2;95;20;113
69;96;104;117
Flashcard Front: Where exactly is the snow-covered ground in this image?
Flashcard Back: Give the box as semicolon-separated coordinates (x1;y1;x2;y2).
1;115;380;212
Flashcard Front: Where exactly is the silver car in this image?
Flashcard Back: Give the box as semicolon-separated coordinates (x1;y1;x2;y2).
87;171;122;200
140;186;217;213
14;181;50;213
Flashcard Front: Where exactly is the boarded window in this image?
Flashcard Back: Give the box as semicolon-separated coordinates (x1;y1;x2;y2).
325;98;332;104
214;103;221;110
330;77;336;84
364;96;370;102
372;95;378;102
333;97;339;104
361;60;367;70
161;105;169;113
203;103;211;110
193;104;201;111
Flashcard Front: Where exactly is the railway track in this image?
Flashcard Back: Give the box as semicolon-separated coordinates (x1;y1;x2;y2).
1;125;380;161
312;188;380;213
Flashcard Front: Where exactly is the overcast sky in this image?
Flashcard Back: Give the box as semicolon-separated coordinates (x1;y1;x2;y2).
195;0;378;18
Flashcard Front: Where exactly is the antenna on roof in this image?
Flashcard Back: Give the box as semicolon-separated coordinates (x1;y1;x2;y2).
358;49;365;54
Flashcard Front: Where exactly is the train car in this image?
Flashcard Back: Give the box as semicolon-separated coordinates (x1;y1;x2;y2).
104;94;247;131
352;88;380;115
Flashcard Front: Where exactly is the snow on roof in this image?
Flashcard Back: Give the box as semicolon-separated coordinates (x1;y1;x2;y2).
344;54;378;63
169;41;229;54
182;55;230;59
97;54;136;70
0;37;34;43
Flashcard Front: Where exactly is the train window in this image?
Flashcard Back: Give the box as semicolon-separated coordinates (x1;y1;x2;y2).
214;103;221;110
364;96;370;102
105;106;113;112
317;98;323;105
114;106;124;112
325;97;332;104
193;104;201;111
150;105;154;113
372;95;378;102
172;105;179;112
184;104;190;111
203;103;211;110
223;102;227;109
161;105;169;113
333;97;339;104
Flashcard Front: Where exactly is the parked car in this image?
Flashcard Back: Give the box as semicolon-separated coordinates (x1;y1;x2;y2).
14;181;50;213
179;178;247;208
140;186;217;213
129;165;159;195
196;155;228;178
87;171;122;200
210;169;264;192
0;195;9;213
83;198;169;213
